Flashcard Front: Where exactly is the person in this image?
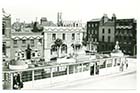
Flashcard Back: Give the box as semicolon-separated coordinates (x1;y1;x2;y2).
13;73;23;90
126;63;128;69
13;74;19;89
17;73;23;89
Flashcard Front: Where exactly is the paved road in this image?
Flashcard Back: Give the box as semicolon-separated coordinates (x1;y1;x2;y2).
51;71;136;90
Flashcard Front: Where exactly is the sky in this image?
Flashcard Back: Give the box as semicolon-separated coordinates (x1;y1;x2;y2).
1;0;139;24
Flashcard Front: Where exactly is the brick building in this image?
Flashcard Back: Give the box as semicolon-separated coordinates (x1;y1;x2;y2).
115;19;137;55
86;14;137;55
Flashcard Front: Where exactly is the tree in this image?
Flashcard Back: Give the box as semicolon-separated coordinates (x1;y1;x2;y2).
54;38;63;57
32;22;43;32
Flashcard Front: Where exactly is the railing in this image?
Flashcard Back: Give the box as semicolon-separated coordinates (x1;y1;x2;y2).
3;56;126;89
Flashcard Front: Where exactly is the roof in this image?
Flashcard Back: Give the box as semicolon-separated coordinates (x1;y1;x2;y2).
43;26;84;32
101;21;115;26
88;18;101;22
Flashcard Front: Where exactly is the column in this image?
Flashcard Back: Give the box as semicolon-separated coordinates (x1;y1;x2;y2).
44;48;50;62
50;68;53;86
67;65;69;75
94;63;96;75
73;65;76;74
32;70;34;81
81;63;83;72
10;73;13;90
66;65;69;82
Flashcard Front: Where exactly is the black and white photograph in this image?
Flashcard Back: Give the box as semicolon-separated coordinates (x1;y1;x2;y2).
0;0;139;93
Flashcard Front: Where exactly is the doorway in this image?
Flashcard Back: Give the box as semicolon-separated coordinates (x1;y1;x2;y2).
26;44;31;59
90;65;94;75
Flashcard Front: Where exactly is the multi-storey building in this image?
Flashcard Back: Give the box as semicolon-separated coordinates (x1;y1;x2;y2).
115;19;137;55
86;14;136;55
98;14;116;52
2;11;11;61
10;28;43;60
86;19;100;52
43;26;84;61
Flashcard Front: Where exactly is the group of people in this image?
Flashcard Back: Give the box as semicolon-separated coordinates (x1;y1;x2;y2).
13;73;23;90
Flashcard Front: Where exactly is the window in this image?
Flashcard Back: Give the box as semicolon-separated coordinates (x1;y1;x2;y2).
95;30;97;34
102;36;104;42
83;63;89;71
62;33;65;40
22;53;24;58
75;64;82;73
100;61;106;69
22;40;26;44
76;24;78;27
13;40;17;44
88;24;90;27
30;40;34;44
34;69;44;80
124;36;126;40
108;29;111;34
108;36;110;42
38;39;42;44
92;24;94;27
72;33;75;40
22;71;32;82
69;65;74;74
32;53;35;57
52;34;56;40
95;23;98;27
107;59;112;67
102;28;105;33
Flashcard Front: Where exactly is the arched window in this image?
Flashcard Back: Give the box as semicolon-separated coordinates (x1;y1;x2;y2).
61;44;67;53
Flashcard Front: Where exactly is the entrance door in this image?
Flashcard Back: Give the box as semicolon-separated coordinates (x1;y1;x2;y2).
26;45;31;59
90;65;94;75
26;50;31;59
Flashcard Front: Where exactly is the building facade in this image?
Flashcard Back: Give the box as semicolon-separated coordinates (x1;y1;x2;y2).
2;13;11;61
43;27;84;61
86;14;136;55
10;29;43;60
98;14;115;52
86;19;100;52
115;19;137;55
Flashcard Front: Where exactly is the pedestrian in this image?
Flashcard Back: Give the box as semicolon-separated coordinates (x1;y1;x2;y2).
13;74;19;90
126;63;128;69
17;73;24;89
